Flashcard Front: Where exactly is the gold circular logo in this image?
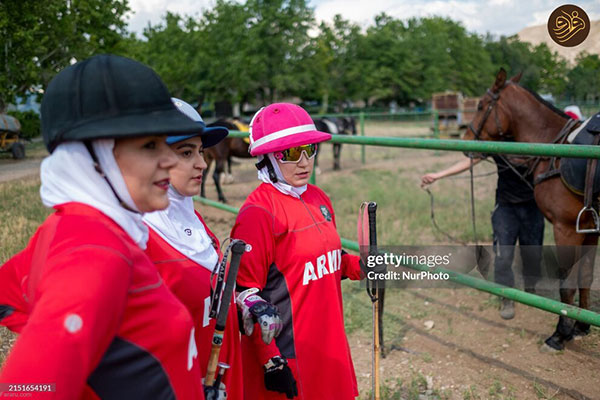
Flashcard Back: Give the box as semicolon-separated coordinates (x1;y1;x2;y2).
547;4;590;47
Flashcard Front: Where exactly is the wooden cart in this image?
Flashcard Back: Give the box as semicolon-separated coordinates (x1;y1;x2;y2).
0;114;25;159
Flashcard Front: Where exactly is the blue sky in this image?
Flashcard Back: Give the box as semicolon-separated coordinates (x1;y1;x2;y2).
126;0;600;37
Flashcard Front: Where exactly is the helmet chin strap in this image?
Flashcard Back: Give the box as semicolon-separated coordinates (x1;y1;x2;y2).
255;156;279;183
84;141;139;214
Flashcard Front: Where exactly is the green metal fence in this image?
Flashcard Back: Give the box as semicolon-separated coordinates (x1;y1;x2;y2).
227;130;600;159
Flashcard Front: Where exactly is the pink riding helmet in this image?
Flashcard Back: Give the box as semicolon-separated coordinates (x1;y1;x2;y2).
249;103;332;156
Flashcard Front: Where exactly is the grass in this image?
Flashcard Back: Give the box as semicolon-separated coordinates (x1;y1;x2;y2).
0;177;51;263
533;381;560;399
360;374;451;400
320;166;496;246
0;176;51;367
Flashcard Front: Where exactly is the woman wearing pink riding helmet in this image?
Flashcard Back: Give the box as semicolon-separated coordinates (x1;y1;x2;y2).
231;103;362;399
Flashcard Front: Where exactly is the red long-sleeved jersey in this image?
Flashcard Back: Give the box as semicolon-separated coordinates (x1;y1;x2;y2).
0;203;204;399
144;211;243;400
231;183;361;400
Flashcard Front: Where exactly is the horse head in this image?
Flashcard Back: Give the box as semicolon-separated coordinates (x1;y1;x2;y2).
464;68;522;142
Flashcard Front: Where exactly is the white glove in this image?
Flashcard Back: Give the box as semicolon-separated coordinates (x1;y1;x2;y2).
236;288;283;344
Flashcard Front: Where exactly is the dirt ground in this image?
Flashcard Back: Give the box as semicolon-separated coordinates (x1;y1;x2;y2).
2;134;599;399
0;157;45;183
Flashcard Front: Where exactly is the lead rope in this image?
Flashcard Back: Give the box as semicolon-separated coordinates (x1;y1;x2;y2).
424;187;468;245
469;156;478;245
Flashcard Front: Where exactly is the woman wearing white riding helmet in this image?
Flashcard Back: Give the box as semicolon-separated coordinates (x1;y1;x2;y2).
231;103;362;399
0;55;206;399
143;98;243;400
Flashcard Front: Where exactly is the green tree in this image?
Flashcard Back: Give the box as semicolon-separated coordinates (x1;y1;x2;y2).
484;36;567;96
298;15;364;111
360;14;422;106
136;12;206;100
0;0;130;109
243;0;314;103
566;53;600;102
403;17;493;100
197;0;255;109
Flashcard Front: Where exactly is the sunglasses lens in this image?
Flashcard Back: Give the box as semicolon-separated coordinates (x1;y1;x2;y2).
281;144;317;162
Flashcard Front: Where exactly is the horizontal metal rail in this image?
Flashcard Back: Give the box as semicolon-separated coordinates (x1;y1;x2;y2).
226;130;600;159
195;196;600;327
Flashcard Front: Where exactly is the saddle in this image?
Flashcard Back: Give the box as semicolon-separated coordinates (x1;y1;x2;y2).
559;112;600;233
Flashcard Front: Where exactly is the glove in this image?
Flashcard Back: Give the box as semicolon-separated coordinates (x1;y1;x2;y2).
236;288;283;344
360;257;386;275
264;356;298;399
203;383;227;400
202;379;227;400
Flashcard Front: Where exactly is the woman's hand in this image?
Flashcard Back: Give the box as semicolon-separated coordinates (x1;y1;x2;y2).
263;356;298;399
236;288;283;344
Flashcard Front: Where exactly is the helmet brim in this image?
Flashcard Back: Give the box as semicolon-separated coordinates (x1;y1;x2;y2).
46;106;204;153
166;125;229;148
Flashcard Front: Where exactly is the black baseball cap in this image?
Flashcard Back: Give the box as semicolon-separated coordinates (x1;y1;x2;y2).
42;54;203;153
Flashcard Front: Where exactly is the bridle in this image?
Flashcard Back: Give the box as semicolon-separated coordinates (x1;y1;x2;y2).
468;85;512;141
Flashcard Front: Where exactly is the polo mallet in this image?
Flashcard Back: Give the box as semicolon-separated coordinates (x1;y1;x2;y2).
358;202;381;400
205;239;246;393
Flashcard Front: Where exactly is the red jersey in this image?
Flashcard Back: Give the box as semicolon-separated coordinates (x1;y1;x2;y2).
231;183;361;400
0;203;203;400
145;211;243;400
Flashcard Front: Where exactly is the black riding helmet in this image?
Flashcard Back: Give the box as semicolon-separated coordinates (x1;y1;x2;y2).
42;54;202;153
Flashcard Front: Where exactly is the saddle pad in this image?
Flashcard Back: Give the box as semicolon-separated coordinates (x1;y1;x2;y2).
567;117;590;142
561;112;600;195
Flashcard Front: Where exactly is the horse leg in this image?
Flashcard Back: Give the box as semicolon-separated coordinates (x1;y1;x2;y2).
213;159;227;203
201;154;213;198
542;223;584;351
333;143;341;170
573;234;597;338
224;156;234;184
314;148;321;175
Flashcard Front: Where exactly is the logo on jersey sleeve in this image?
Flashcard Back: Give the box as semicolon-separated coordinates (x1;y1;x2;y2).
187;328;198;371
303;249;342;285
320;205;332;221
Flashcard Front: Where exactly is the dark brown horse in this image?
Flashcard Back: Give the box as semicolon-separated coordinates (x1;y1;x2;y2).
202;119;251;203
465;68;596;352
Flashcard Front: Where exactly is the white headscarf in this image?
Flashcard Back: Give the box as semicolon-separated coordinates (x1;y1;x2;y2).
257;153;307;198
40;140;149;249
143;186;219;271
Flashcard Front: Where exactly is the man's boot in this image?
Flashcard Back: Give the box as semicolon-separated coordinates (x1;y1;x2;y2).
500;298;515;320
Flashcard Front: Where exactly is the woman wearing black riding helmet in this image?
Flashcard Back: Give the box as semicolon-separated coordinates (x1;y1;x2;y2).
0;54;206;399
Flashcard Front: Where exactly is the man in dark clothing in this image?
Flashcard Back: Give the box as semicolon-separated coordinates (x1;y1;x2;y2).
421;154;544;319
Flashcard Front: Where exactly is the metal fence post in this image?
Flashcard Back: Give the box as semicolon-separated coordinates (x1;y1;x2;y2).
433;110;439;139
360;111;365;164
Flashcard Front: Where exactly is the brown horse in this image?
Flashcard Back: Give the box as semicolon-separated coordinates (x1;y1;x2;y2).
202;119;251;203
465;68;596;352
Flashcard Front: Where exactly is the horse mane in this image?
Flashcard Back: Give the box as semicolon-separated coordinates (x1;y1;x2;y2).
517;84;569;119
